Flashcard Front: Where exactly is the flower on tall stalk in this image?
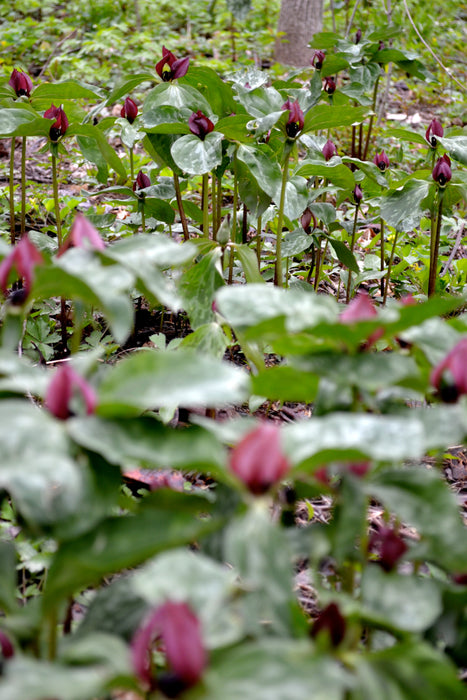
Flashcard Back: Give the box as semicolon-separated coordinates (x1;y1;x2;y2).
430;338;467;403
58;213;105;256
8;68;33;97
0;235;43;299
300;208;317;234
229;422;290;495
311;50;326;69
0;630;14;660
188;111;214;140
369;526;407;572
133;170;151;192
120;97;138;124
311;603;346;648
323;77;336;95
155;47;190;82
131;601;206;695
44;104;69;142
281;99;304;139
354;28;362;44
373;151;389;171
45;364;97;420
322;139;337;161
353;184;363;204
432;154;452;187
340;292;383;348
425;118;443;148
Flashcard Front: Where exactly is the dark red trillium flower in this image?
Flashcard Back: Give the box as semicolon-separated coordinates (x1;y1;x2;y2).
0;235;43;299
353;184;363;204
322;139;337;161
229;422;290;496
323;76;336;95
120;96;138;124
44;104;69;142
8;68;33;97
155;46;190;82
340;292;383;348
373;150;390;171
133;170;151;192
355;28;362;44
311;603;346;648
0;630;14;660
300;208;317;234
430;338;467;403
432;154;452;187
369;527;407;572
425;118;443;148
452;572;467;585
348;462;370;477
281;99;304;139
311;50;326;69
378;40;385;51
188;111;214;140
58;214;105;256
131;601;207;695
45;364;97;420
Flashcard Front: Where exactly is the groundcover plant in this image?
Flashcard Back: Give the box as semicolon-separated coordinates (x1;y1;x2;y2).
0;1;467;698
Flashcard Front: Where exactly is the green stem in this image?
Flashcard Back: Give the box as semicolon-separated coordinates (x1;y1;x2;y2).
48;608;58;661
275;149;291;287
21;137;26;237
202;173;209;237
211;173;217;235
228;244;234;284
232;152;238;244
314;239;322;290
51;154;62;247
383;228;399;305
9;137;15;245
173;173;190;241
315;239;329;291
380;219;385;298
362;75;380;161
256;215;262;268
129;146;135;181
141;204;146;233
70;301;85;355
428;191;444;297
346;204;360;303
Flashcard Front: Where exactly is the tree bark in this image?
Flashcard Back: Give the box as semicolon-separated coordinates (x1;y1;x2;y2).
275;0;323;67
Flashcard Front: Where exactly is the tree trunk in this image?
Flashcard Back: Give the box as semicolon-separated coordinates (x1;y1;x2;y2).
275;0;323;67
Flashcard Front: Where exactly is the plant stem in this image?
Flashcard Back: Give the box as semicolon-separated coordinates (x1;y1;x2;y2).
173;173;189;241
383;228;399;305
48;608;58;661
129;146;135;181
202;173;209;237
275;149;291;287
256;215;262;268
9;137;15;245
211;173;217;235
380;219;385;297
346;204;360;303
21;137;27;237
51;154;62;247
315;239;329;291
428;191;444;297
362;75;380;161
141;204;146;233
216;176;222;235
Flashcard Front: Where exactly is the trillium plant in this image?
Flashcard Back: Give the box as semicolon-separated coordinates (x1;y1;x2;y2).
0;7;467;700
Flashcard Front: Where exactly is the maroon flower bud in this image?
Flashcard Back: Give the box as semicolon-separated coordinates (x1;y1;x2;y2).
323;77;336;95
58;213;105;256
353;184;363;204
452;573;467;585
378;40;385;51
45;364;97;420
311;50;326;70
322;139;337;161
8;68;33;98
348;461;370;477
120;97;138;124
430;338;467;403
369;527;407;572
373;150;390;171
188;111;214;140
229;422;290;495
314;466;330;485
281;99;304;139
432;154;452;187
133;170;151;192
425;118;443;148
311;603;346;647
155;46;190;82
0;235;43;299
0;630;14;660
131;601;206;693
355;28;362;44
340;292;383;348
300;208;317;234
44;104;69;142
